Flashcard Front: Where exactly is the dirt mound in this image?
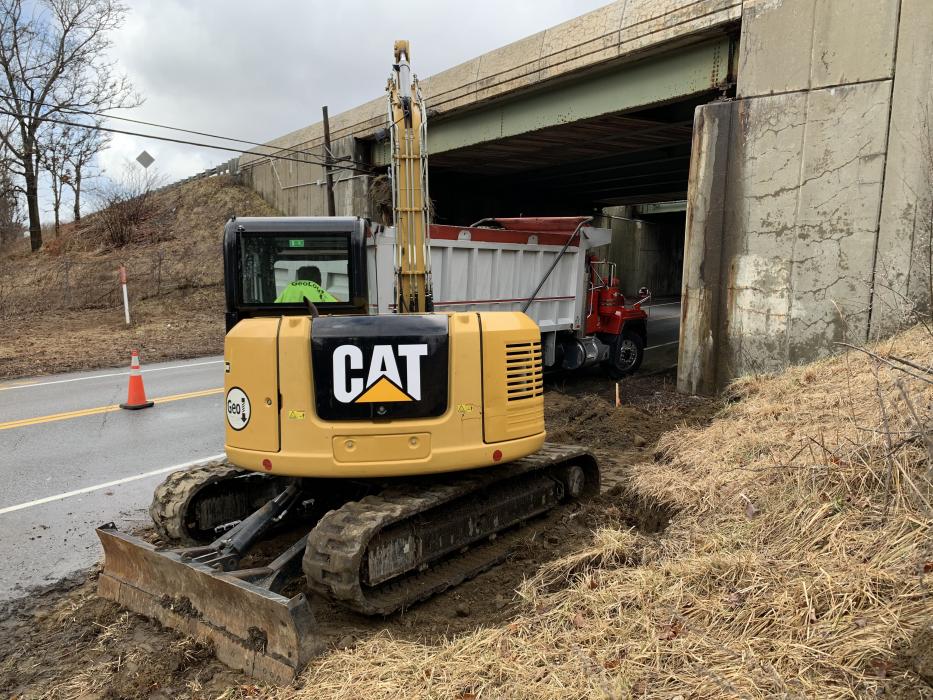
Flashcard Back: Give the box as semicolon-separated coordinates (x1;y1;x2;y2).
548;395;643;448
546;371;708;451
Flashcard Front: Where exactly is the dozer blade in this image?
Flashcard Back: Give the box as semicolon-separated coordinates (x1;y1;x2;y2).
96;524;324;685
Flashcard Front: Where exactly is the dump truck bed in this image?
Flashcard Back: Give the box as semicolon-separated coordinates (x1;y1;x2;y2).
367;217;611;335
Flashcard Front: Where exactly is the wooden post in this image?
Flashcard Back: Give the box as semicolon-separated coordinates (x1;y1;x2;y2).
322;105;336;217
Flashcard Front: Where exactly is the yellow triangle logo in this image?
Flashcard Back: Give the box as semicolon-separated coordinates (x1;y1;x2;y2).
355;376;413;403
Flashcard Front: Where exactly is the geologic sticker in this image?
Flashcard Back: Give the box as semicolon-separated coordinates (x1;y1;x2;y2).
226;387;251;430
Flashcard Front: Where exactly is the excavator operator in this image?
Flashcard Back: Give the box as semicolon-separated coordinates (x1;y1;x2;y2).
275;265;338;303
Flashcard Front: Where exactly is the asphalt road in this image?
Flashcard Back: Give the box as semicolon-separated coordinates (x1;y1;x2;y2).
641;299;681;372
0;357;225;601
0;301;681;602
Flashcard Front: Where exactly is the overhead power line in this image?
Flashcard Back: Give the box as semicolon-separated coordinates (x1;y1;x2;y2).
0;93;374;172
0;106;376;172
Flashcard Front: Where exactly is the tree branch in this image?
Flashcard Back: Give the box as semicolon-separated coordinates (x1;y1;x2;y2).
833;342;933;386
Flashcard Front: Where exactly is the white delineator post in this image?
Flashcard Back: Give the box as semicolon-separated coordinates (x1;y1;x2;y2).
119;265;130;325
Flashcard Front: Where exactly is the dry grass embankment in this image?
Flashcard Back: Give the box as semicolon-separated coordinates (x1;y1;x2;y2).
276;326;932;699
0;176;278;379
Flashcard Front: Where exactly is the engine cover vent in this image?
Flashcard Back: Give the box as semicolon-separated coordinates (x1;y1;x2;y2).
505;341;543;402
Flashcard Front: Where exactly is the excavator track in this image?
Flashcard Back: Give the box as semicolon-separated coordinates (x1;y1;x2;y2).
303;443;598;615
150;460;288;544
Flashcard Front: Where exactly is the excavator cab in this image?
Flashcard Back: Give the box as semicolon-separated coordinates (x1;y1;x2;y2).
222;216;371;331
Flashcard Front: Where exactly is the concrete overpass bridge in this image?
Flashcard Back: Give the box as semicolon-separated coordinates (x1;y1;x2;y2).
239;0;933;393
241;1;739;218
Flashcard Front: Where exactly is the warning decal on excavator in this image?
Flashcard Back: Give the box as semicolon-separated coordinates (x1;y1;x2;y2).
311;315;448;420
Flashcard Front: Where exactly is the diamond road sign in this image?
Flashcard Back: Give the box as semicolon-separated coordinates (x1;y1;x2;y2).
136;150;155;169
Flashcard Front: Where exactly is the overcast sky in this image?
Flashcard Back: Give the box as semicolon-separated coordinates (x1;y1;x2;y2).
42;0;609;219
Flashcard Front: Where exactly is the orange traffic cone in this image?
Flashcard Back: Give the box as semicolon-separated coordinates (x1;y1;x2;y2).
120;350;154;410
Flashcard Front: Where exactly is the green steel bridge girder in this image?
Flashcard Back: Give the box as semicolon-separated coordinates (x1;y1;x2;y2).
373;36;734;167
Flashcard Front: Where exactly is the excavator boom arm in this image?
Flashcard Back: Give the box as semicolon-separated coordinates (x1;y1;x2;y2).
388;40;433;313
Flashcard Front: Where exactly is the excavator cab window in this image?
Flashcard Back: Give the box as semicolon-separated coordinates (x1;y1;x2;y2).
238;232;350;304
223;217;370;331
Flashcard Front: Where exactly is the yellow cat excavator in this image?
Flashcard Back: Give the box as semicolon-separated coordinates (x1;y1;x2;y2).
96;42;599;684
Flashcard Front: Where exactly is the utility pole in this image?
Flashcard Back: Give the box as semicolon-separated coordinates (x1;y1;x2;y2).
322;106;336;217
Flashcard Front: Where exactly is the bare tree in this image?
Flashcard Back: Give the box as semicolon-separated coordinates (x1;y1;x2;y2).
65;118;107;221
38;121;71;236
0;141;23;246
0;0;140;252
92;161;164;249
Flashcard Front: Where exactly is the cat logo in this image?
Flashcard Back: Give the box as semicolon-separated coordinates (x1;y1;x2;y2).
332;344;428;404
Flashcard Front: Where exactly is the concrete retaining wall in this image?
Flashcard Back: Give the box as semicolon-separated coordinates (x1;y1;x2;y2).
872;0;933;336
604;206;685;298
240;135;372;219
678;101;733;394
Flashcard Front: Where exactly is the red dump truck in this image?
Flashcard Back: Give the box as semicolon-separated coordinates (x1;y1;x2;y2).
369;216;649;376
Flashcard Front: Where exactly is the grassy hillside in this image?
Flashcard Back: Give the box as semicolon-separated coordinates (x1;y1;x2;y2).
0;176;278;379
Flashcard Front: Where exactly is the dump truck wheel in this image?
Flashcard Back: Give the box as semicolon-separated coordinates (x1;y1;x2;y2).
606;329;644;379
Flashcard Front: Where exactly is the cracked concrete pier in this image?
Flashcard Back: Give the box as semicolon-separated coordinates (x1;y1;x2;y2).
679;0;933;393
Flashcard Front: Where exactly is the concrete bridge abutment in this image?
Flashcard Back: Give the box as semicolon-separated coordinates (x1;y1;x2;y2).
678;0;933;394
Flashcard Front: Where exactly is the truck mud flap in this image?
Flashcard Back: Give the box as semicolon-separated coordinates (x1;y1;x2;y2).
96;525;324;685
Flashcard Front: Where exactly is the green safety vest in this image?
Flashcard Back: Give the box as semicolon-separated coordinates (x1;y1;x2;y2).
275;281;338;303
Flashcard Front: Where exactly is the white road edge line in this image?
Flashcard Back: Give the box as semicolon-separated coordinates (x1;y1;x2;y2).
0;359;224;391
0;453;226;516
644;301;681;308
646;340;680;349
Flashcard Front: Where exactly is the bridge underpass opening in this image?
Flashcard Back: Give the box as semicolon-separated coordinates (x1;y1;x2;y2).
427;94;712;221
425;93;721;367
